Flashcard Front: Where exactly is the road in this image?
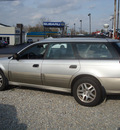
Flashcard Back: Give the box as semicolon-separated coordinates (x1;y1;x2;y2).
0;43;31;57
0;43;31;55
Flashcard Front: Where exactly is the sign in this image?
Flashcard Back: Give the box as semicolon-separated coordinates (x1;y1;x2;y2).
27;32;59;36
43;22;65;27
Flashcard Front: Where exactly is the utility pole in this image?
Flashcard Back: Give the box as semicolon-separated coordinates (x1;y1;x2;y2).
110;15;114;29
88;13;91;34
117;0;119;37
74;23;76;35
80;20;82;34
113;0;117;39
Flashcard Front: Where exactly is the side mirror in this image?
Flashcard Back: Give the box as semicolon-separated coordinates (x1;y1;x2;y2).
13;53;20;60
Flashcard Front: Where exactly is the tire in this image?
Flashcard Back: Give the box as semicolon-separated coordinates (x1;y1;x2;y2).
0;71;8;91
73;77;102;107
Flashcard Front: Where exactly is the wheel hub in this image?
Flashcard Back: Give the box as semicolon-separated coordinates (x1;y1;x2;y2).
77;83;96;103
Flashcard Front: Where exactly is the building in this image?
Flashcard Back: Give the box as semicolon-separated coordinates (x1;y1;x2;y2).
27;31;59;42
0;23;25;45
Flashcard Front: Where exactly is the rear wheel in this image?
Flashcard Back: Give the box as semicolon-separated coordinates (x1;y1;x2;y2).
73;77;102;107
0;71;8;91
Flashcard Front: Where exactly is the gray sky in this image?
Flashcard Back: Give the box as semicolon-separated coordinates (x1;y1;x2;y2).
0;0;115;32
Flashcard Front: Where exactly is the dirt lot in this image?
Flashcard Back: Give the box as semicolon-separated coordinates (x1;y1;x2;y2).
0;86;120;130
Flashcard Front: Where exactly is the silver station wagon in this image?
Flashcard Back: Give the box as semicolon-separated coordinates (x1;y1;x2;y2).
0;37;120;106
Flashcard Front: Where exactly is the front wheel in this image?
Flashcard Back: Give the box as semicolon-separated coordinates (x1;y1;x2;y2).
73;77;102;107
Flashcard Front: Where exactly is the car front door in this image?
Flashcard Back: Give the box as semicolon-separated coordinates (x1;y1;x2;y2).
9;43;48;85
42;42;80;88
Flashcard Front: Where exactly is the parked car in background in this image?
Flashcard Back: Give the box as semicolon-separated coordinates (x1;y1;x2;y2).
0;37;120;107
0;40;8;47
27;39;33;43
0;40;3;47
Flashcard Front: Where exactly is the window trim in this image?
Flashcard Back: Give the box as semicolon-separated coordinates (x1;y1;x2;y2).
44;42;77;60
13;41;120;61
16;43;49;60
73;42;120;60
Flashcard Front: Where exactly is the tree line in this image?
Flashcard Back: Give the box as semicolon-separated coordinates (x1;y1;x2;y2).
23;17;89;35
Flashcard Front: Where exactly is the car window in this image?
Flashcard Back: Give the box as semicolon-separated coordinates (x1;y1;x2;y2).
19;43;48;59
75;42;119;59
113;42;120;55
116;42;120;48
46;43;75;59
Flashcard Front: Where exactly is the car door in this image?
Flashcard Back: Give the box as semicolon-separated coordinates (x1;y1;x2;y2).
42;42;80;88
9;43;48;85
75;42;120;92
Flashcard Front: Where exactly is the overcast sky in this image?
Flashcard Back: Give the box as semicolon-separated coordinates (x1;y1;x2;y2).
0;0;115;32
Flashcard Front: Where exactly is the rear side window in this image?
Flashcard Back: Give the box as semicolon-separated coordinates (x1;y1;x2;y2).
113;42;120;55
75;42;119;59
46;43;75;59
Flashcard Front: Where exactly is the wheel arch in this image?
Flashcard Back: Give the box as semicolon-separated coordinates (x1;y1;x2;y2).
71;74;104;94
0;68;8;91
0;68;4;74
0;67;8;80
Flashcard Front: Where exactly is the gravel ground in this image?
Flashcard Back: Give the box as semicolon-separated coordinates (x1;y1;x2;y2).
0;86;120;130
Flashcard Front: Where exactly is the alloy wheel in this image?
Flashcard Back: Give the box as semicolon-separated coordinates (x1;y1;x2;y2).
77;83;96;103
0;74;3;88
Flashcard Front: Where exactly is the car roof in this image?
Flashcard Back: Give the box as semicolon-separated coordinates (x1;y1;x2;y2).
18;37;120;54
38;37;119;43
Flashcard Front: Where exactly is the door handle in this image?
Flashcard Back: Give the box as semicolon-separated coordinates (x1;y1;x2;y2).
33;64;39;67
69;65;77;69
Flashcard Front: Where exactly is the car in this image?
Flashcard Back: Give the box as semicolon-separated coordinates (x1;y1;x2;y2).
0;40;3;47
0;40;5;47
2;40;8;47
0;37;120;107
27;39;33;43
0;40;8;47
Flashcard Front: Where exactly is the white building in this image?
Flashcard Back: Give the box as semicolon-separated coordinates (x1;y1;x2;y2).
0;23;25;45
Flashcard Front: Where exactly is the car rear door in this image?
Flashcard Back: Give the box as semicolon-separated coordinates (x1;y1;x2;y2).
42;42;80;88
